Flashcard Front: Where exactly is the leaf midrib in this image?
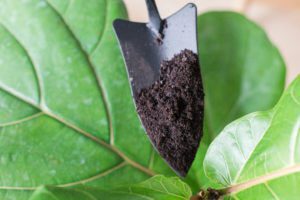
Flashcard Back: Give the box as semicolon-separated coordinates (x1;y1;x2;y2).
225;163;300;195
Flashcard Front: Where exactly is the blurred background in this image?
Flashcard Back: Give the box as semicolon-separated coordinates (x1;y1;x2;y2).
124;0;300;84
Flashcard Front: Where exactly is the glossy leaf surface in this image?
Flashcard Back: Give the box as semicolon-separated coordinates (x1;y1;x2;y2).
204;77;300;199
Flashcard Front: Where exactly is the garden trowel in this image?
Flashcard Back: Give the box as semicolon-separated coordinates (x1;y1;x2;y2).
113;0;201;177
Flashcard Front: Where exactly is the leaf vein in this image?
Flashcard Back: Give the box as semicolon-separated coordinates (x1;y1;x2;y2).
264;182;280;200
57;162;127;187
138;186;186;199
0;23;43;105
63;0;74;15
0;112;43;127
90;0;107;55
0;162;126;190
289;119;300;164
71;188;98;200
290;85;300;106
232;126;246;161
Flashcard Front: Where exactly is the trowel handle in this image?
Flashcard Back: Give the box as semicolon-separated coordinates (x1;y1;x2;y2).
145;0;164;36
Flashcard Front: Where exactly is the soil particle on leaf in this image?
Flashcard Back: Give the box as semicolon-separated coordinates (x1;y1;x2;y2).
191;189;222;200
136;49;204;176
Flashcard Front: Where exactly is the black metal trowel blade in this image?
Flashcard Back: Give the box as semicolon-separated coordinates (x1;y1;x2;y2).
113;0;200;176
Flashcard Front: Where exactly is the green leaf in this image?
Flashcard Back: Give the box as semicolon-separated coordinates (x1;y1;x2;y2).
203;76;300;199
0;0;174;199
199;11;286;142
185;11;286;191
29;176;192;200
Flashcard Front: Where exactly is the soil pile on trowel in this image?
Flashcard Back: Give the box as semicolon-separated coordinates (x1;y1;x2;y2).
136;49;204;176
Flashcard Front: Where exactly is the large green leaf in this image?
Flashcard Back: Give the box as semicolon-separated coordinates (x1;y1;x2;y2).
29;176;192;200
185;11;286;191
199;11;286;142
203;76;300;199
0;0;174;199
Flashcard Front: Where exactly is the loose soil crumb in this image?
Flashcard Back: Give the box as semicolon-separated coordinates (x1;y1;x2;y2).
191;188;222;200
136;49;204;176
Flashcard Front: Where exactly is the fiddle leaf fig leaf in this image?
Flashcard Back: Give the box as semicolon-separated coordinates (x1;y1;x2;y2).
199;11;286;142
204;76;300;199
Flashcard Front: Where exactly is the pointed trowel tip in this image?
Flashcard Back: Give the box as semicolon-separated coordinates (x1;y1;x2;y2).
163;141;199;178
174;164;188;178
177;170;187;178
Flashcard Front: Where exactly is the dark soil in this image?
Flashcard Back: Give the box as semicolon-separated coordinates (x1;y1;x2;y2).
191;189;222;200
136;49;204;176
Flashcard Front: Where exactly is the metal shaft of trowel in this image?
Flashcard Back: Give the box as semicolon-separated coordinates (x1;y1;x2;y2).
146;0;165;39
